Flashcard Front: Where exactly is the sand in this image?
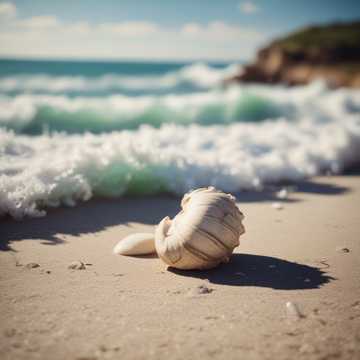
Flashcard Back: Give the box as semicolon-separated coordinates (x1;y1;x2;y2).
1;175;359;360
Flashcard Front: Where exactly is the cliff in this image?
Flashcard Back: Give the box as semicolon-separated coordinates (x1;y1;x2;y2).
230;21;360;88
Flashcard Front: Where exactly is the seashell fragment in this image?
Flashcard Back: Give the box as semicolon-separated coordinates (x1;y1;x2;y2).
25;262;40;269
155;187;245;270
335;246;350;253
113;232;156;256
276;188;288;199
188;284;214;296
271;202;283;210
286;301;304;320
68;260;86;270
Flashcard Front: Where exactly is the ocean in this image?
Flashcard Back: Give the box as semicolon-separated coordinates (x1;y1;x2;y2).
1;58;360;218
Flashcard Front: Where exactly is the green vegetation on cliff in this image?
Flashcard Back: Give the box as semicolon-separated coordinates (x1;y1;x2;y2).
233;21;360;87
273;21;360;57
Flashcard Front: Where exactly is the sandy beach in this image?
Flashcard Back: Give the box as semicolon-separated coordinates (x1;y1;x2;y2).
1;174;359;360
1;3;360;360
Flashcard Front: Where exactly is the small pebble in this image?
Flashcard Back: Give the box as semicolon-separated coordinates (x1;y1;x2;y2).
235;271;246;276
188;284;213;296
98;345;107;352
276;188;288;199
285;331;298;337
336;246;350;253
25;263;40;269
286;301;304;320
299;343;316;354
68;261;86;270
196;284;213;294
4;328;16;337
272;202;283;210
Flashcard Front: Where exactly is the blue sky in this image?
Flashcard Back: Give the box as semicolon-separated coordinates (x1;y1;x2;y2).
1;0;359;61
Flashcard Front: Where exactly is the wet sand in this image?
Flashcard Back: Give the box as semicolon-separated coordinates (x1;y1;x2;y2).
1;175;359;360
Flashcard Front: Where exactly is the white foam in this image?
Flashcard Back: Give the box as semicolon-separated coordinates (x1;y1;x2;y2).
1;81;360;218
2;80;359;133
1;95;360;218
0;82;360;132
0;63;240;94
0;86;277;131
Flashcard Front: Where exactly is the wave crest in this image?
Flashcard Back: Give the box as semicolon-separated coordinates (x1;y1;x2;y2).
1;109;360;218
0;62;240;95
1;81;360;134
1;80;360;218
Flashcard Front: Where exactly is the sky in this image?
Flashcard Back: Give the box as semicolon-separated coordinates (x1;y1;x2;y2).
0;0;359;62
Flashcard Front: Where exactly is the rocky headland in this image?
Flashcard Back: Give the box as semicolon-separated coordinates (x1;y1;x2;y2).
229;21;360;88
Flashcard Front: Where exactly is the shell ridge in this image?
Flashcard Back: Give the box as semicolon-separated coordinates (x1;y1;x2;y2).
195;227;235;253
183;243;219;263
192;198;243;222
202;214;241;238
170;218;230;264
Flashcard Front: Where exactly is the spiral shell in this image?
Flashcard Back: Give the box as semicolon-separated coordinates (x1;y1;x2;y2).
155;187;245;270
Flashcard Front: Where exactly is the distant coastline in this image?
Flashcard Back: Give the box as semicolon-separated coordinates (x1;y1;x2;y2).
227;21;360;88
0;57;239;67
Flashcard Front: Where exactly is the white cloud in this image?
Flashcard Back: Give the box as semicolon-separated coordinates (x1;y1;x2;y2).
0;2;16;18
181;21;263;40
0;3;267;61
180;23;202;36
17;16;60;29
239;1;260;14
67;21;91;35
98;21;159;36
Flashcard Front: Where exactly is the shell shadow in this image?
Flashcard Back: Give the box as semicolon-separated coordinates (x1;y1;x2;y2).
233;180;349;203
168;253;334;290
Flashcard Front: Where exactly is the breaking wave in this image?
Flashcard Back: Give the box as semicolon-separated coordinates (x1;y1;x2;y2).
1;55;360;221
0;62;239;96
2;81;359;135
1;81;360;218
0;89;285;134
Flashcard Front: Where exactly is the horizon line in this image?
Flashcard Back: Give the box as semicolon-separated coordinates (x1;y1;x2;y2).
0;55;248;65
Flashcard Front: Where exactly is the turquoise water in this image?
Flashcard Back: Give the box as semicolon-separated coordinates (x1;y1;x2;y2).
0;59;288;134
1;58;360;218
0;59;278;134
0;58;225;77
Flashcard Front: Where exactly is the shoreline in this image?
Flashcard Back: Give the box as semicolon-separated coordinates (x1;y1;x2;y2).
1;175;359;360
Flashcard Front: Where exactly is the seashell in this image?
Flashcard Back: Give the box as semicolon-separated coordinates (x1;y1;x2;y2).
113;232;156;256
113;187;245;270
276;188;288;199
271;202;283;210
155;187;245;270
286;301;304;320
68;260;86;270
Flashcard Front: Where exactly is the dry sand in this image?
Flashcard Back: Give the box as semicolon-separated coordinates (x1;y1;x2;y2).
1;175;359;360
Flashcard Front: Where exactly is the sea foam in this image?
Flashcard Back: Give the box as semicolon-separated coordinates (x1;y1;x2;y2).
0;88;283;133
1;81;360;218
2;80;359;135
0;62;239;95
